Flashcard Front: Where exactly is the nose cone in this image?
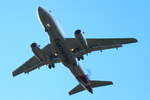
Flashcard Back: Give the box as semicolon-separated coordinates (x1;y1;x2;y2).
37;6;54;31
38;6;42;10
38;6;45;15
38;6;42;11
37;6;49;28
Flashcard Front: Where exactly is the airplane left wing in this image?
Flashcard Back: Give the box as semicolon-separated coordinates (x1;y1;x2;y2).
13;44;61;77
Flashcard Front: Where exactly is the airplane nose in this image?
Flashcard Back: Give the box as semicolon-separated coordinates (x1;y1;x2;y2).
38;6;42;10
37;6;53;30
38;6;44;14
38;6;49;17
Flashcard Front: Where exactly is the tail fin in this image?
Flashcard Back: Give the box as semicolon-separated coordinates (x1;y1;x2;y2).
69;80;113;95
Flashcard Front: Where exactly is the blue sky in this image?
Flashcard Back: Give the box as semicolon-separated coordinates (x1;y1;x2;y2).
0;0;149;100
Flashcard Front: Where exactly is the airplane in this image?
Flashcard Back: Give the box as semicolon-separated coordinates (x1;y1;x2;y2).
12;6;138;95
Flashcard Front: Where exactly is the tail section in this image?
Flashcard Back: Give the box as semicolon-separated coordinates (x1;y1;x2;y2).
69;80;113;95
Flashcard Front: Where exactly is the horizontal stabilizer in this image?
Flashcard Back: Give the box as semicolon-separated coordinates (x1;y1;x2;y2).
90;80;113;88
69;80;113;95
69;84;84;95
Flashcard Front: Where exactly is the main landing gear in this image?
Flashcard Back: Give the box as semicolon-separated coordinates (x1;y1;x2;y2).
77;56;84;61
48;64;55;69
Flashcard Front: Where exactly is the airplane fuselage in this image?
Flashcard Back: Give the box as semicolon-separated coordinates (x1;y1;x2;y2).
38;7;93;93
12;6;137;95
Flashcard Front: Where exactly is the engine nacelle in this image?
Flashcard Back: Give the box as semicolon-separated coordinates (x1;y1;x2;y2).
74;29;88;49
31;43;46;62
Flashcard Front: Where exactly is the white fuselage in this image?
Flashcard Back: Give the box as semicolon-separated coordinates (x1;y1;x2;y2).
38;7;93;93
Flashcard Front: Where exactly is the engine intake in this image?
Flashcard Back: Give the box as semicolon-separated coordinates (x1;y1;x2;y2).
31;43;46;62
31;43;37;48
75;29;81;35
74;29;88;49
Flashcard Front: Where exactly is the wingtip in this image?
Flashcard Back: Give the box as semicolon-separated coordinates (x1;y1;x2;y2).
12;72;16;77
12;71;20;77
110;81;113;85
68;92;73;96
133;38;138;43
127;38;138;44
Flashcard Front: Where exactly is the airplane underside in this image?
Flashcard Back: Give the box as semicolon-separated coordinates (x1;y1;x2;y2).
12;6;138;95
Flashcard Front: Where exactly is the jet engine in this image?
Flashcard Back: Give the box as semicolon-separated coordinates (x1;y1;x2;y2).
31;43;46;62
74;29;88;49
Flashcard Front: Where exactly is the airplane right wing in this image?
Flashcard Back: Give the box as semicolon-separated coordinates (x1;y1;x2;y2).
65;38;138;57
12;44;61;77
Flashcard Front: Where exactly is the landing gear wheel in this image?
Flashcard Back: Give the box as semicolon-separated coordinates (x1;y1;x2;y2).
48;64;52;69
77;57;80;61
52;64;55;68
77;56;84;61
48;64;55;69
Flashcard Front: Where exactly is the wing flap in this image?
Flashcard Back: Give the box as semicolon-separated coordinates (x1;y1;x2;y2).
75;44;122;57
24;58;60;73
87;38;138;47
